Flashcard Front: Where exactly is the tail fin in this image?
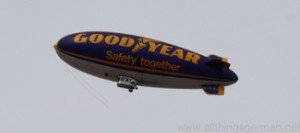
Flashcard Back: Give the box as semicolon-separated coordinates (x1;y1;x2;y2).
206;55;230;70
202;85;225;96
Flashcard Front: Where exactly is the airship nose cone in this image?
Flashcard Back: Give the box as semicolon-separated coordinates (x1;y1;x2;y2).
54;43;58;49
54;34;81;54
54;35;73;51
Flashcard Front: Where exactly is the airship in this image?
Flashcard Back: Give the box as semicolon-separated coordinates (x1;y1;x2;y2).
54;32;238;95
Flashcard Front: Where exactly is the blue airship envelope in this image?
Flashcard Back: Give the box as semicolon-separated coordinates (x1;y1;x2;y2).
54;32;238;95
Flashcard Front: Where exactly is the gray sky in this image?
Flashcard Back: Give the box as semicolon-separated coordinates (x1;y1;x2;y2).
1;0;300;133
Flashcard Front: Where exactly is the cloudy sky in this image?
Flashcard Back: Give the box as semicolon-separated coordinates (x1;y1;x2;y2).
0;0;299;133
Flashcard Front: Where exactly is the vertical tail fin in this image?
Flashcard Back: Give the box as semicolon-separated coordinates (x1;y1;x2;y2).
202;85;225;95
206;55;230;70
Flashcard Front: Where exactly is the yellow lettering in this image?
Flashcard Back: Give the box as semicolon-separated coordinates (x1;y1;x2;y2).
140;58;181;72
170;49;184;59
148;42;162;52
89;34;104;44
185;52;200;64
105;35;119;45
74;33;87;43
119;37;135;47
105;51;113;60
160;45;173;56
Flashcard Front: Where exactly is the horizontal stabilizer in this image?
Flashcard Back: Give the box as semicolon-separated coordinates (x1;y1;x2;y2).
206;55;230;70
203;85;224;95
